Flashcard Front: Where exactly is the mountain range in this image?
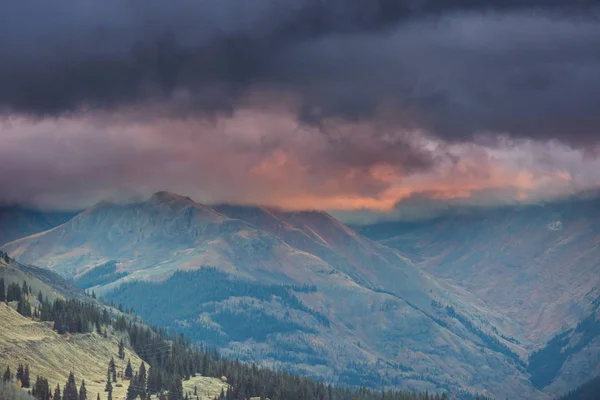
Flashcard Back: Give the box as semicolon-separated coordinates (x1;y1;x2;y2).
3;191;600;398
354;196;600;395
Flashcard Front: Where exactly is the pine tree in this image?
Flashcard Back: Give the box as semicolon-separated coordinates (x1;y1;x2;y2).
22;364;31;388
167;376;182;400
6;282;21;302
53;384;62;400
109;358;117;382
125;375;137;400
118;340;125;360
18;298;32;317
104;370;112;392
63;372;78;400
16;364;24;385
0;278;5;302
125;360;133;379
3;366;11;382
79;380;87;400
33;376;50;400
22;281;29;296
96;394;100;400
138;362;146;389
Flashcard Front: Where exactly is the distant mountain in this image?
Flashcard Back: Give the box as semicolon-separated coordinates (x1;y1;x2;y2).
0;206;78;246
1;192;540;399
355;195;600;395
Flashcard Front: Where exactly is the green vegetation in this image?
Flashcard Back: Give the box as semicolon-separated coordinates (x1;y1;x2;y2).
528;313;600;389
442;305;522;366
559;375;600;400
73;262;128;290
2;251;493;400
105;268;329;345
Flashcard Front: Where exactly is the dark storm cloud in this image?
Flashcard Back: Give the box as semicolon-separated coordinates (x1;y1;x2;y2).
2;1;600;144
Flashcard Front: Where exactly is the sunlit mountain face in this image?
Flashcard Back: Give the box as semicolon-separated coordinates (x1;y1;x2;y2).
2;1;600;399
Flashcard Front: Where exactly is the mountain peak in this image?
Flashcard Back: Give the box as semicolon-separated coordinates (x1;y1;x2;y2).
148;191;194;204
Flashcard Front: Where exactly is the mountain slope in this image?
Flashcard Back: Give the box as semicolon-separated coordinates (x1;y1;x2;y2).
355;195;600;394
0;206;77;246
0;302;144;400
0;254;231;400
2;192;542;398
0;250;85;303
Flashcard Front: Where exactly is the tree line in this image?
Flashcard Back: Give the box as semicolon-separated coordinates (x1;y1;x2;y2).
1;252;495;400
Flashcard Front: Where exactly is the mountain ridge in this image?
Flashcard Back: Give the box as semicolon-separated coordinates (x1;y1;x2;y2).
1;191;539;398
355;195;600;395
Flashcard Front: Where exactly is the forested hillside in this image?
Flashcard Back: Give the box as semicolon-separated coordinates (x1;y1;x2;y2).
1;251;470;400
559;376;600;400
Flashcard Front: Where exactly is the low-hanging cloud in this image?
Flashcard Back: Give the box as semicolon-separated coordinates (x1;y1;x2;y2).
2;1;600;217
2;110;599;217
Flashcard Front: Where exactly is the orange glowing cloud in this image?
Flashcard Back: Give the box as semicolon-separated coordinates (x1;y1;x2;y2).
0;108;597;215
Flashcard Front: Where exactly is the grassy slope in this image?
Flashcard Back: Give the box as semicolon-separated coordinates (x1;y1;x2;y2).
0;304;228;400
0;252;228;400
0;302;141;400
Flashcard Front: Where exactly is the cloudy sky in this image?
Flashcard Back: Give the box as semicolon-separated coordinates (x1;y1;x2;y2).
2;1;600;221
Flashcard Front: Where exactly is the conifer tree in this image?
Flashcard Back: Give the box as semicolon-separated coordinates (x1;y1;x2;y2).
138;362;146;389
6;282;21;302
22;281;29;296
96;394;100;400
33;376;50;400
79;380;87;400
16;364;24;385
104;370;112;392
118;340;125;360
109;358;117;382
3;366;10;383
0;278;5;302
22;364;31;388
125;375;137;400
18;298;32;317
125;360;133;379
63;372;78;400
167;376;182;400
53;384;61;400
